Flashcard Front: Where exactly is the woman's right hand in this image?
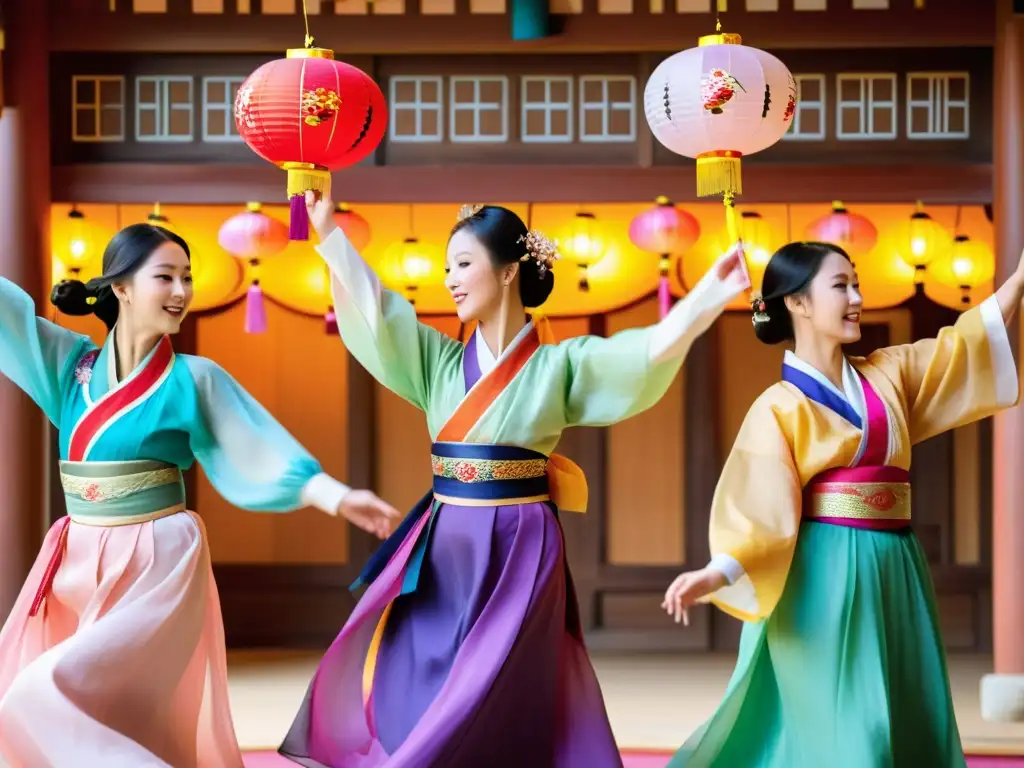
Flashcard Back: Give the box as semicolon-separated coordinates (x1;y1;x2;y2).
305;190;338;242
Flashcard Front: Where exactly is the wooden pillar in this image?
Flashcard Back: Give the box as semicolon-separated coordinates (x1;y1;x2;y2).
982;0;1024;723
0;0;51;617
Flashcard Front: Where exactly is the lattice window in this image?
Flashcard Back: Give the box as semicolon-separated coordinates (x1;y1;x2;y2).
449;76;509;143
136;76;194;142
72;76;126;143
202;76;245;142
906;73;970;140
784;74;826;141
836;73;897;140
389;76;444;143
520;76;573;143
578;75;636;143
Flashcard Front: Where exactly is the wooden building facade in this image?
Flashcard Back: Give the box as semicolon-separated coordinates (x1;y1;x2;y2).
0;0;1015;655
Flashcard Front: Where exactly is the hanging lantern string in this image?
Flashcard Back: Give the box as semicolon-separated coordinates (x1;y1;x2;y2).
301;0;314;48
953;204;963;237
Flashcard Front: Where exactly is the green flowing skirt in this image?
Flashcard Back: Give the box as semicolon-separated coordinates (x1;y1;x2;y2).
670;521;966;768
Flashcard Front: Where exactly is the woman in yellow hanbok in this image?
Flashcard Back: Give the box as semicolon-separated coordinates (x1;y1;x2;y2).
664;240;1023;767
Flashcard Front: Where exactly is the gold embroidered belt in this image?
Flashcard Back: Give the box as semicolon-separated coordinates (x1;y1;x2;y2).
430;443;551;507
804;466;912;531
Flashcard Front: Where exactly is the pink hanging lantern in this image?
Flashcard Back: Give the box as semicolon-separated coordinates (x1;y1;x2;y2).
629;196;701;318
644;24;795;280
218;202;290;334
805;201;878;260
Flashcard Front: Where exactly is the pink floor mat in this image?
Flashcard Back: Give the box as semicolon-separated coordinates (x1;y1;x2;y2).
242;750;1024;767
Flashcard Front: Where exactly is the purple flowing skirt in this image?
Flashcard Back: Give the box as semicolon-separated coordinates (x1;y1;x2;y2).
279;500;623;768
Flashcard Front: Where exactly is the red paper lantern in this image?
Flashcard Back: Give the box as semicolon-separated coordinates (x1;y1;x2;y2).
805;201;878;260
234;47;387;241
218;202;290;334
628;196;701;318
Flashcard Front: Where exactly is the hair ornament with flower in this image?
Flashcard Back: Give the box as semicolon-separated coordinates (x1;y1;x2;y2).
457;204;485;223
751;292;770;326
518;229;560;279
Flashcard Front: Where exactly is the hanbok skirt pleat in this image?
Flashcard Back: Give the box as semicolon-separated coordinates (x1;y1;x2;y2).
0;512;242;768
280;500;622;768
670;521;966;768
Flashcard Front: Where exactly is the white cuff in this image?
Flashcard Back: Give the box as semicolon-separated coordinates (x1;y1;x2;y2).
708;553;745;585
979;294;1019;408
300;473;351;515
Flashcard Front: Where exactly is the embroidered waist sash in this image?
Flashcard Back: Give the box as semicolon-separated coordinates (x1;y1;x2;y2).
431;442;551;506
804;465;911;531
60;459;187;525
352;443;561;595
30;460;186;618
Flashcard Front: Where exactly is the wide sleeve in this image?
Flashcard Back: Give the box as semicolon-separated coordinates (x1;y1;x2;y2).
317;227;460;412
867;294;1019;444
704;394;803;623
560;258;741;427
561;328;685;427
0;276;93;425
184;356;350;514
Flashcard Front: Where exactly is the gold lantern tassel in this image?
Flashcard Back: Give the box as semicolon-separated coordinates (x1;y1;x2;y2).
696;150;743;198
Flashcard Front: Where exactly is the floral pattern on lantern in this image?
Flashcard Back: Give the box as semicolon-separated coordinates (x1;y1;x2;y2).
628;197;701;318
235;47;386;241
218;202;290;334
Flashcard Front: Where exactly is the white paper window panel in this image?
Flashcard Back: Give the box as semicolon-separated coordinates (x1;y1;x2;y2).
793;0;826;9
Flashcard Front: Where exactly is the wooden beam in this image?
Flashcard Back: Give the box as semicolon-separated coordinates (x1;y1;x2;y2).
48;0;992;54
52;162;994;205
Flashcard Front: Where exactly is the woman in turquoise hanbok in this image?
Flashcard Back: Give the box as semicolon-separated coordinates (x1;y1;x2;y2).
0;223;398;767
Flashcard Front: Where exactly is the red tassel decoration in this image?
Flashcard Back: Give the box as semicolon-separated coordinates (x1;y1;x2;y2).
325;306;338;335
245;281;268;334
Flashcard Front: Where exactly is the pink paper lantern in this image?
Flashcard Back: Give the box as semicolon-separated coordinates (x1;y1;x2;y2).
218;203;290;335
805;201;878;260
644;30;796;199
629;196;701;319
644;26;795;270
332;203;372;251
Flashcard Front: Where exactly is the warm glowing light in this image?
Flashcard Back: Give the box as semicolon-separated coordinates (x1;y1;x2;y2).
928;234;995;307
56;208;97;274
379;237;443;296
557;211;607;291
897;202;952;276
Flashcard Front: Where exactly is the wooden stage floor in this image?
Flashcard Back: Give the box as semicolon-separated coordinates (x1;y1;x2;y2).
227;650;1024;754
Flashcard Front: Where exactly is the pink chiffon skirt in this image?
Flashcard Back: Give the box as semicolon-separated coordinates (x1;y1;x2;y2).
0;512;242;767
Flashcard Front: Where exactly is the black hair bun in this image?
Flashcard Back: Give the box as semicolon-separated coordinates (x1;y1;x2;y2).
520;268;554;309
752;295;794;345
50;279;96;317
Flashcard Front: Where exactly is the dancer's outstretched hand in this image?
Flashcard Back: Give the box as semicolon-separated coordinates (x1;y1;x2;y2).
661;567;727;626
335;489;400;539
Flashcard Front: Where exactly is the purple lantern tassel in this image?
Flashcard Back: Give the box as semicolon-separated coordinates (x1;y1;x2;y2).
289;193;309;241
658;255;672;319
325;306;338;335
245;281;268;334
